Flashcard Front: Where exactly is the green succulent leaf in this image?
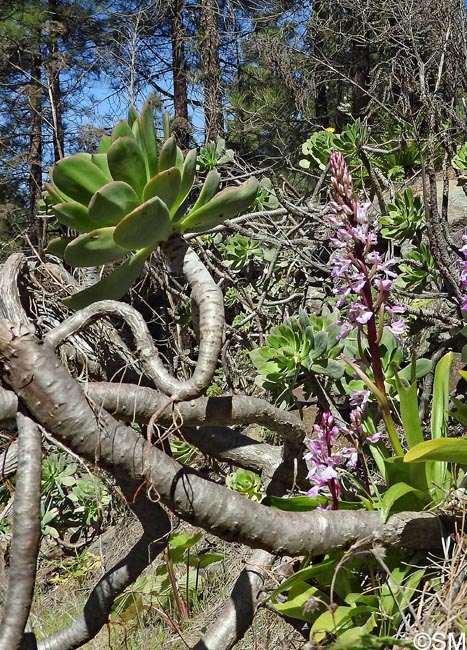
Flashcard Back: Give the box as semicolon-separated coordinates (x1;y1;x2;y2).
52;201;99;232
91;153;112;180
142;167;182;214
111;120;135;141
191;169;221;213
88;181;141;227
127;105;139;127
45;236;73;258
98;135;112;153
141;101;159;177
113;196;172;249
177;177;259;234
173;148;197;214
175;145;184;171
64;227;131;267
107;136;147;198
64;248;150;311
44;181;72;205
51;155;110;206
158;136;178;172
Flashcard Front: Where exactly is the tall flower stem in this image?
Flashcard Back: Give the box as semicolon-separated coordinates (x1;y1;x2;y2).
328;150;405;457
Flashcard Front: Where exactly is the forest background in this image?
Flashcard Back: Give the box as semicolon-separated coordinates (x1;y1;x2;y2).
2;1;467;649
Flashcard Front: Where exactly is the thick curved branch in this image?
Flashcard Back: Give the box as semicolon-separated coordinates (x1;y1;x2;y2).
193;551;274;650
44;299;182;396
191;549;273;650
37;491;171;650
161;236;225;398
0;414;41;650
0;254;33;331
45;236;224;401
85;382;307;445
0;322;454;558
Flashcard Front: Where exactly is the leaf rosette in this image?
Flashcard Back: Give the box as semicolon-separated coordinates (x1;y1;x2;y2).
45;102;258;309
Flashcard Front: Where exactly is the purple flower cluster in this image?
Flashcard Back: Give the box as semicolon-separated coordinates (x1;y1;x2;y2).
304;409;383;509
304;412;357;509
459;236;467;311
327;151;405;341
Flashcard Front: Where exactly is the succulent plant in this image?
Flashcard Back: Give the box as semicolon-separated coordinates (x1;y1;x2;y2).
45;102;259;309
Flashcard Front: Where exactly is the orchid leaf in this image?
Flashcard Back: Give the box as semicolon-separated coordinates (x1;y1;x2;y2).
450;397;467;427
394;376;424;448
379;482;425;522
404;438;467;465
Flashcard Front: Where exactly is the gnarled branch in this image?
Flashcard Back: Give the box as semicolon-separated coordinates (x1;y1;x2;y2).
0;322;453;559
0;414;41;650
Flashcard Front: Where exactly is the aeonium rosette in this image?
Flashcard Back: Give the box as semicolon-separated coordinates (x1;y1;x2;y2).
44;102;258;310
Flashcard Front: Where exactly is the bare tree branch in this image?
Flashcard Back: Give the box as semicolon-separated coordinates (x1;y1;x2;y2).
46;236;225;401
0;321;454;558
191;549;273;650
0;414;41;650
85;382;307;444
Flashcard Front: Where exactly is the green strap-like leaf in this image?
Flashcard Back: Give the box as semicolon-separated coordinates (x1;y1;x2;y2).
107;136;147;198
404;438;467;464
64;248;150;310
64;227;131;267
53;202;99;233
394;376;424;449
431;351;453;439
51;155;110;206
88;181;140;227
113;196;172;249
142;167;181;214
177;178;259;234
379;482;425;522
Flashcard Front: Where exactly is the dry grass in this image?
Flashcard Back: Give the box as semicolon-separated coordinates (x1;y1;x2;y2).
30;515;305;649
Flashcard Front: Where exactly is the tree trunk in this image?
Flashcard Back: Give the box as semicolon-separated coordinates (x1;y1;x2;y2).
199;0;224;142
28;41;44;253
47;0;64;162
170;0;190;148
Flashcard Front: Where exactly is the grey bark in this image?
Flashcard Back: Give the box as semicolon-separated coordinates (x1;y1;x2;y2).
0;415;41;650
85;382;307;444
0;322;454;558
191;549;273;650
